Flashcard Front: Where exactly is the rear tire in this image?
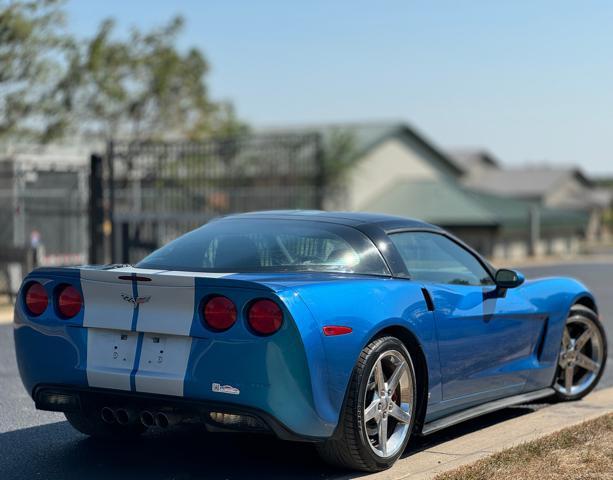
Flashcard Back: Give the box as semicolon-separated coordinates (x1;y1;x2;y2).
65;410;146;439
552;304;607;401
316;336;417;472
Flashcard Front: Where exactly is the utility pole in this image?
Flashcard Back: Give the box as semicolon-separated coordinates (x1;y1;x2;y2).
529;205;541;257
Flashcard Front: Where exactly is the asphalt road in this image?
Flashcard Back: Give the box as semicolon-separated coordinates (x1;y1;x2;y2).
1;260;611;480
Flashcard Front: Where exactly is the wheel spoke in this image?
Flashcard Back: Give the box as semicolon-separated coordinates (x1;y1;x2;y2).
575;353;599;372
558;353;566;369
565;365;574;392
575;328;593;351
389;403;411;424
378;415;388;456
387;360;406;392
364;399;379;422
374;359;386;393
555;316;603;397
562;328;571;349
363;349;414;458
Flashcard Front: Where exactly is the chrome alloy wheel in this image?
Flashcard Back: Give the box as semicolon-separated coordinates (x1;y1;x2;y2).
363;350;414;458
554;314;605;396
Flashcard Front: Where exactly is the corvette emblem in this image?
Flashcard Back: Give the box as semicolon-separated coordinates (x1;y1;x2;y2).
121;293;151;306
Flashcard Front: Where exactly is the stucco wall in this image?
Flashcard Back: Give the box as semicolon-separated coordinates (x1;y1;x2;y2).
341;136;448;211
544;175;586;208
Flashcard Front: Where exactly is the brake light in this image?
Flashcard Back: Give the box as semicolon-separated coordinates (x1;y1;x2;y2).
24;282;48;316
203;296;237;331
57;285;82;318
248;299;283;335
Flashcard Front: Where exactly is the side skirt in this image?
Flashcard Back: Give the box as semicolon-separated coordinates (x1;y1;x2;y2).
421;387;554;435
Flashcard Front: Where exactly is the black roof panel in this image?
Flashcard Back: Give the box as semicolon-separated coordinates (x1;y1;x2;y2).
222;210;440;231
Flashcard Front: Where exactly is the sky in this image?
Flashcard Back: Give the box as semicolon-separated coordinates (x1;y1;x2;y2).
65;1;613;175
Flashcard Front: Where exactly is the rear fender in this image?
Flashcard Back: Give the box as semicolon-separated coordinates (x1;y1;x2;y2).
287;278;439;421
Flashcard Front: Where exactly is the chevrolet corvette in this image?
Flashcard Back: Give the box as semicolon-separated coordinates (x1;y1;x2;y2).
14;211;607;471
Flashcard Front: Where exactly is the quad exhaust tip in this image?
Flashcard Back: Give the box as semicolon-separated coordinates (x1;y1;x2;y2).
101;407;138;425
114;408;135;425
105;408;181;428
140;410;155;427
155;412;180;428
100;407;115;424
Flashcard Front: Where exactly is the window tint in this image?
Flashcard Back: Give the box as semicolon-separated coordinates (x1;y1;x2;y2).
137;219;389;275
389;232;494;286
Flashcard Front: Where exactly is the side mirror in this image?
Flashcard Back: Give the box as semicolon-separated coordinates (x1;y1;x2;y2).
495;269;525;289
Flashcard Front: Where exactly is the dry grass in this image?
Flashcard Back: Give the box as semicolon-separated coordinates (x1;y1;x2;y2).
435;413;613;480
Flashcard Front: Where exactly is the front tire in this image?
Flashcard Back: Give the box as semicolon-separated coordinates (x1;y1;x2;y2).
316;336;417;472
552;304;607;401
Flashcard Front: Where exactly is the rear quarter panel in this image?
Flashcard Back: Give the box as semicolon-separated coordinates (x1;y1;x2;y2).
289;277;440;417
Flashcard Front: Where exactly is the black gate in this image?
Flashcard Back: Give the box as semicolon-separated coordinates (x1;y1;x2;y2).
90;134;325;264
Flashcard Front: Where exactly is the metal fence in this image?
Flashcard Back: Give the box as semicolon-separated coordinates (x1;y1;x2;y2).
94;133;326;264
0;160;89;296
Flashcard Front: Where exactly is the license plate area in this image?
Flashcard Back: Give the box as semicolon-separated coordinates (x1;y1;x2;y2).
86;328;192;396
135;333;193;396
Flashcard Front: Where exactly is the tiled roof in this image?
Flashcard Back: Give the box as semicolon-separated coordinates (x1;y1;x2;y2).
462;166;590;199
259;121;463;177
363;178;498;227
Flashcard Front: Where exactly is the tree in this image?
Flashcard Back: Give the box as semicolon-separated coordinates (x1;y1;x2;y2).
55;16;245;141
0;0;68;140
0;1;245;142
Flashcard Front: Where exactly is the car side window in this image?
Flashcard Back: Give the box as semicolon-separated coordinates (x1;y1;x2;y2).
389;231;494;286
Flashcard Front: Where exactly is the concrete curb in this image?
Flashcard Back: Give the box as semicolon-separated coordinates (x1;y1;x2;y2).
346;387;613;480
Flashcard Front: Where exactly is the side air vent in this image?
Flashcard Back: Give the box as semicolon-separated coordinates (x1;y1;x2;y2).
421;288;435;312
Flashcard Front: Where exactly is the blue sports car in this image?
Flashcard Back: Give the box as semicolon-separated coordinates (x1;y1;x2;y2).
14;211;607;471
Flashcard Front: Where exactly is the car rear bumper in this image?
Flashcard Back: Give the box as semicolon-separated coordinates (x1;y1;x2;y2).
33;384;325;442
14;300;336;440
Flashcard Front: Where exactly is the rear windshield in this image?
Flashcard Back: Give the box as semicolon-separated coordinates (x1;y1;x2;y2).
137;218;389;276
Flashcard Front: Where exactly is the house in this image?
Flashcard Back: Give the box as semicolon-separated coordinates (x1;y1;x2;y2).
445;148;500;175
463;190;589;260
262;122;503;254
454;159;612;242
362;176;500;255
263;123;599;260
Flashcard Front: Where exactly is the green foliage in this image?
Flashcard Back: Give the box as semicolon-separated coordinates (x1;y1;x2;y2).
0;0;246;142
0;0;68;139
322;128;359;182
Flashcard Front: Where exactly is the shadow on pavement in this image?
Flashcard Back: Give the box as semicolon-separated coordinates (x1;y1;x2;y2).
0;406;537;480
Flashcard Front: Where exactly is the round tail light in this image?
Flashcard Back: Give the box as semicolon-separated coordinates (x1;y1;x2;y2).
203;296;237;331
248;299;283;335
24;282;48;316
57;285;83;318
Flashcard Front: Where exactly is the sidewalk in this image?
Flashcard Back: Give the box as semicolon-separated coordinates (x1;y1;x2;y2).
497;252;613;269
0;304;13;324
349;387;613;480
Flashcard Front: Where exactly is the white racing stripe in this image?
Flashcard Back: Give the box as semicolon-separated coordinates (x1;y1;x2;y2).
86;328;138;391
134;333;193;396
81;275;135;331
80;267;166;331
160;270;236;278
82;267;234;397
135;272;195;336
136;270;235;336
